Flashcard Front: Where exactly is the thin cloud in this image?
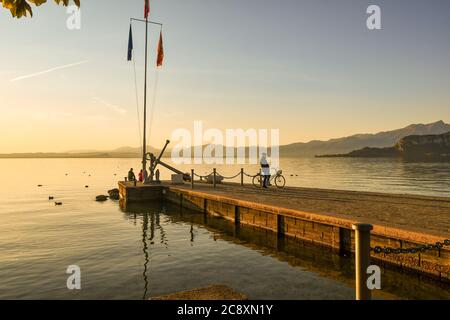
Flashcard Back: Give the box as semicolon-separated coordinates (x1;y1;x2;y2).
10;60;89;82
93;97;127;115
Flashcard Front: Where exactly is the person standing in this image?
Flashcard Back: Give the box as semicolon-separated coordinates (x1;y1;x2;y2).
260;153;271;188
138;169;144;182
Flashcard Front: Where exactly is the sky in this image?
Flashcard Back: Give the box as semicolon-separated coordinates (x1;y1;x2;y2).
0;0;449;153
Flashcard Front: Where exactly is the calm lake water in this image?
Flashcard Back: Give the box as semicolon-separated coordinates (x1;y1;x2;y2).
0;158;449;300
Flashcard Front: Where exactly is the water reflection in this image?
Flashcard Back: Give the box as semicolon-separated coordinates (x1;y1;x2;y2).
120;200;450;300
142;213;149;300
190;223;195;245
121;200;169;300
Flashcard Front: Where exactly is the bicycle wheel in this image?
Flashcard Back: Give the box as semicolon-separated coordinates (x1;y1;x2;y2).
275;175;286;188
252;175;262;187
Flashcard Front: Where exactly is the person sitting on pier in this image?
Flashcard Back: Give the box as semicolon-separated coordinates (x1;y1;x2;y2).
260;153;271;188
148;153;156;181
128;168;136;182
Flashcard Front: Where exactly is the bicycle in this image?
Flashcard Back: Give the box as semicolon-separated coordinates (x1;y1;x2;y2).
252;169;286;189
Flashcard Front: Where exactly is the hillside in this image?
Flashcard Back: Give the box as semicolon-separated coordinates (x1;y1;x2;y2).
317;132;450;160
280;120;450;157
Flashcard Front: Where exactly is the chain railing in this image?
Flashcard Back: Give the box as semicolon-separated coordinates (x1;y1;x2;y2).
190;168;261;189
372;239;450;254
354;224;450;300
243;171;259;178
192;171;215;179
191;169;259;180
216;171;242;180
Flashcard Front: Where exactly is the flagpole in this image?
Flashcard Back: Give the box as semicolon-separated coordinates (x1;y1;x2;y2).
142;14;149;182
131;18;162;26
129;2;163;183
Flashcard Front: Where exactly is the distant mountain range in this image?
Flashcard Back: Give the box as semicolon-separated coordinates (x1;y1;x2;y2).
317;131;450;160
280;120;450;157
1;121;449;158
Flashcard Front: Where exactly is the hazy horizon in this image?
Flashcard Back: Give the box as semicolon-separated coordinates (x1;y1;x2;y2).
1;0;450;153
0;118;444;154
0;119;447;155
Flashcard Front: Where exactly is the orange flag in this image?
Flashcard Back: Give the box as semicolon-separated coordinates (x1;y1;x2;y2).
144;0;150;19
156;31;164;67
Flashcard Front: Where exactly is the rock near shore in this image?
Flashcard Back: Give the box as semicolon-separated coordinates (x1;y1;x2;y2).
108;188;120;200
96;195;108;202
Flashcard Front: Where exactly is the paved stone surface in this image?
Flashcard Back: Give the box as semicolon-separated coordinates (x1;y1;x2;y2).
150;285;247;300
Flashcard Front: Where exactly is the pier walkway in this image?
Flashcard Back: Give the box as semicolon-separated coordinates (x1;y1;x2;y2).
171;183;450;237
118;181;450;281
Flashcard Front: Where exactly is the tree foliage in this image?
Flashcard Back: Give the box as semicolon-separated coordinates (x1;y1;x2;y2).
0;0;80;18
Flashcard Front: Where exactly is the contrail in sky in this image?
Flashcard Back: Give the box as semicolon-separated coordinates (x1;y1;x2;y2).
93;97;127;115
9;60;89;82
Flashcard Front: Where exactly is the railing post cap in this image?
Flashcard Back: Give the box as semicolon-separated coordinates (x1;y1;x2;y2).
352;223;373;231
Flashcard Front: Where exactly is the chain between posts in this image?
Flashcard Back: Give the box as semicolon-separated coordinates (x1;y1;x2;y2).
192;172;215;179
192;170;258;180
243;172;259;178
372;239;450;254
215;171;241;180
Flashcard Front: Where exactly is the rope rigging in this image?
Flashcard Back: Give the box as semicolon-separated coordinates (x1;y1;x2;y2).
129;19;163;159
132;54;142;154
147;68;160;145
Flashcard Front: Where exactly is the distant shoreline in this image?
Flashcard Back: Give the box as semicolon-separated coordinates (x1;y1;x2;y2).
0;154;148;159
316;131;450;161
2;121;449;159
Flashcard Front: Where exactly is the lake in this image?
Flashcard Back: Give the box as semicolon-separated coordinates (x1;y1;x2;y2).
0;158;449;299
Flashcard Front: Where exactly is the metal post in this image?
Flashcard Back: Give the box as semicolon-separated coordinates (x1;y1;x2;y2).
352;223;373;300
142;16;149;183
191;169;195;189
240;168;244;186
213;168;217;188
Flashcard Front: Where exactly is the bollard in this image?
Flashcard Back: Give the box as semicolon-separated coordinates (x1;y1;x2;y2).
213;168;217;188
240;168;244;186
191;169;195;189
352;223;373;300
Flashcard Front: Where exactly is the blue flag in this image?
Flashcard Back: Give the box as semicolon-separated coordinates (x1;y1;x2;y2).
127;24;133;61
